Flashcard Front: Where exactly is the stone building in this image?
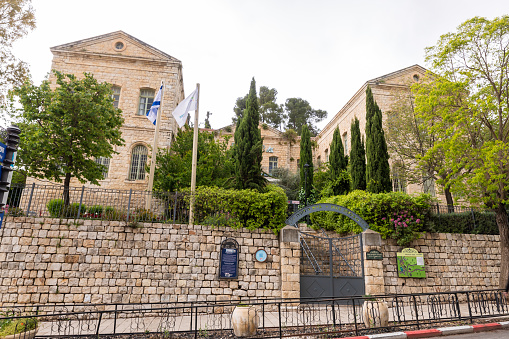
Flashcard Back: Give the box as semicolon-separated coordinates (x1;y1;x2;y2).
313;65;435;197
27;31;185;192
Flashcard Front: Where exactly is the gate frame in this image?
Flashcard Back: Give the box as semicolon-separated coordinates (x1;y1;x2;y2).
284;203;371;299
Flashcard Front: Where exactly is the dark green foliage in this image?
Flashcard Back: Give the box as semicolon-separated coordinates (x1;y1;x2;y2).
204;111;212;129
87;205;104;215
427;211;499;235
311;190;433;246
184;185;287;234
232;95;247;125
153;126;234;192
299;125;314;202
285;98;327;136
233;78;266;191
259;86;284;129
47;199;86;218
272;167;300;200
365;86;392;193
329;127;349;195
350;117;366;190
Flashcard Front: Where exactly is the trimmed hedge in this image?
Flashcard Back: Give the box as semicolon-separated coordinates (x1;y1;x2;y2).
184;184;288;234
47;199;87;218
427;211;499;235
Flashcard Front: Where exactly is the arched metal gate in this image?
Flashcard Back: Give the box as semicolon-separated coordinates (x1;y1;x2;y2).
285;203;369;299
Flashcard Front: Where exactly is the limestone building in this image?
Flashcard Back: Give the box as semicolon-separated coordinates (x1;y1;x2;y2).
27;31;185;191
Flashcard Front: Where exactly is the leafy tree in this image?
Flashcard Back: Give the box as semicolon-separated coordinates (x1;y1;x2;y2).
12;71;124;205
272;167;300;200
299;124;314;203
153;126;233;192
365;86;392;193
386;85;455;207
413;15;509;287
232;95;247;125
233;78;266;191
328;127;349;195
204;111;212;129
350;117;366;190
259;86;284;128
0;0;35;108
285;98;327;136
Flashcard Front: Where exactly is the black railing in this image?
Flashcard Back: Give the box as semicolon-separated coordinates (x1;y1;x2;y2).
0;290;507;338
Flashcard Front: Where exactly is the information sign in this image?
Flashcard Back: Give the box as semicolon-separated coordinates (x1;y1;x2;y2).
0;211;4;230
0;142;5;163
219;238;239;279
366;249;383;260
397;248;425;278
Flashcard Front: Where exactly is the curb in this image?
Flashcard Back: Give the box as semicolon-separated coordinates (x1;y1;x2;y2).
339;321;509;339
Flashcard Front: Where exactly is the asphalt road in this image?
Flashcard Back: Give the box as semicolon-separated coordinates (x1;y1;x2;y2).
446;329;509;338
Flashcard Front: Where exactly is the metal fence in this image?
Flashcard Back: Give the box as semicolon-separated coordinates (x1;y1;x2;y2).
0;290;507;338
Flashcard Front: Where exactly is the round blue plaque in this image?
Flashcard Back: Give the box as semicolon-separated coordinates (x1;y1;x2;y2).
255;249;268;262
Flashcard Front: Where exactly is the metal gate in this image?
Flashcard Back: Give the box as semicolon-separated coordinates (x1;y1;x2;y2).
300;231;365;299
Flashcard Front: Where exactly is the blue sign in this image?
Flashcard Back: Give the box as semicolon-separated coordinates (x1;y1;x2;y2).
0;142;5;163
0;211;4;230
219;238;239;279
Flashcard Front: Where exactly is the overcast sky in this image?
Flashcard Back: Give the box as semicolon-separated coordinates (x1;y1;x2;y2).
9;0;509;130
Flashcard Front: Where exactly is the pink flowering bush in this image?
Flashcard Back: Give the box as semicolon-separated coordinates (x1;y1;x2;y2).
390;211;423;246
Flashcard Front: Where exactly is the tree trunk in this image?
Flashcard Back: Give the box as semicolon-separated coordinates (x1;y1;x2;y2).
63;173;71;206
496;203;509;289
444;186;454;212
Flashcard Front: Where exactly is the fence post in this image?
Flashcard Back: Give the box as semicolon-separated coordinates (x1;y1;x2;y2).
194;305;198;339
126;189;132;224
412;295;420;329
454;292;462;320
96;312;103;339
278;302;282;339
77;186;85;220
352;297;358;336
113;304;118;334
25;183;35;217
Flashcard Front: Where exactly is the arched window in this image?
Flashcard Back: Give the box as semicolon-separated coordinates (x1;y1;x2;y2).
129;145;148;180
111;86;121;108
269;156;278;175
138;89;155;116
343;132;348;154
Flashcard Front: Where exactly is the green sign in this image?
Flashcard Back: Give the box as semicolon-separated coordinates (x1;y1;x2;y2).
366;249;383;260
397;248;425;278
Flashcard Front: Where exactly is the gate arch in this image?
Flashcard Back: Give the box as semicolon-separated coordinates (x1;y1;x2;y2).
285;203;369;299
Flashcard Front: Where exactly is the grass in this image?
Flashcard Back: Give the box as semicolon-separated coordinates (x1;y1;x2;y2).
0;317;37;337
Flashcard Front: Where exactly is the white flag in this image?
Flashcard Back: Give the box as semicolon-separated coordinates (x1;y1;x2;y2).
172;87;199;128
146;85;163;125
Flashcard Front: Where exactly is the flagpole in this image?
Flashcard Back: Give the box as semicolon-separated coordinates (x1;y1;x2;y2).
147;81;164;209
189;83;200;225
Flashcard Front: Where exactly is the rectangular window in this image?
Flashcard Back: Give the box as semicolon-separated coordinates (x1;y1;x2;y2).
138;89;155;116
95;157;111;179
392;169;406;193
343;133;348;154
325;149;329;162
423;177;436;197
269;156;278;175
111;86;121;108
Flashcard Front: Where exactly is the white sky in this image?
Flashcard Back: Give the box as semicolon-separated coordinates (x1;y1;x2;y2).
9;0;509;131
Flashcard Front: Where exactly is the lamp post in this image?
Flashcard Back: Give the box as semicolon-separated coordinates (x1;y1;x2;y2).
303;163;310;206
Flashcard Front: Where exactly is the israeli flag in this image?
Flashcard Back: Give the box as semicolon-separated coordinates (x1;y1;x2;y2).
146;85;163;125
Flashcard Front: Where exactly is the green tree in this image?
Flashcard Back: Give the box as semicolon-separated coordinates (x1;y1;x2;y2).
12;71;124;205
285;98;327;136
233;78;266;191
153;126;233;192
0;0;35;109
386;85;455;207
365;86;392;193
413;15;509;286
350;117;366;190
299;124;314;203
328;127;349;195
259;86;284;128
232;94;247;125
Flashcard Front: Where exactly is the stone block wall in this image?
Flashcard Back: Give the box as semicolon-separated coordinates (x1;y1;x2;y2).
381;233;501;294
0;217;281;306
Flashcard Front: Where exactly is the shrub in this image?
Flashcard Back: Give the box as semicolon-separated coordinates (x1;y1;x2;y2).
133;208;158;222
47;199;86;218
5;205;24;217
87;205;104;216
184;184;287;234
310;190;434;245
427;211;498;235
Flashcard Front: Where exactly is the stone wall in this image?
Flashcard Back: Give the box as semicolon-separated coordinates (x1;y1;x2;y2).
381;233;501;294
0;217;281;306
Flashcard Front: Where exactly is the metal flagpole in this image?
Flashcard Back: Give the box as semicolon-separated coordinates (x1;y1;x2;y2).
189;83;200;225
146;81;164;209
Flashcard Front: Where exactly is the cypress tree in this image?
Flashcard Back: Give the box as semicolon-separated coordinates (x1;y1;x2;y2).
329;127;349;195
350;117;367;190
299;124;314;202
365;86;392;193
233;78;266;191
